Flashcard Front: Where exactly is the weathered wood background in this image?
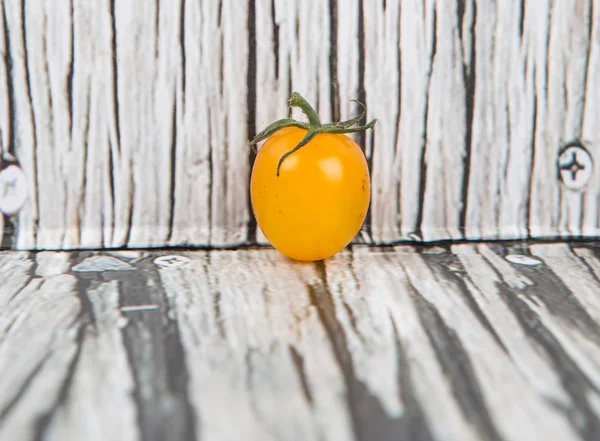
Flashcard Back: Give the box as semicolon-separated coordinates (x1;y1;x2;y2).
3;244;600;440
0;0;598;250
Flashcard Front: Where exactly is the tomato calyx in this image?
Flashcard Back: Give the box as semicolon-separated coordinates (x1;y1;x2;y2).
248;92;377;177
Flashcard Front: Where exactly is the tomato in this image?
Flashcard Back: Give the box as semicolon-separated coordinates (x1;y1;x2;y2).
249;93;376;261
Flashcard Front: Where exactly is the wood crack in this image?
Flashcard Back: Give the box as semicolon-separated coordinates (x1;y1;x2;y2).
107;136;116;245
458;0;476;238
2;1;15;157
31;321;86;441
422;252;509;353
123;158;134;247
390;318;436;441
393;3;402;232
525;95;537;238
409;285;503;441
0;352;52;425
328;0;339;122
9;255;40;302
78;83;91;246
414;7;438;240
167;90;177;243
494;279;600;440
288;345;314;407
308;261;420;441
179;0;186;107
519;0;526;39
115;258;197;441
67;0;74;137
20;0;40;246
109;0;121;153
357;0;371;243
579;0;594;136
155;0;160;59
271;0;279;81
246;0;257;244
213;290;226;339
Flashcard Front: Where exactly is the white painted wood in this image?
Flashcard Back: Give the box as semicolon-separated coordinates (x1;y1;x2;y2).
2;248;600;439
174;0;250;247
0;251;34;327
43;281;140;441
531;244;600;322
158;250;354;441
0;2;7;162
328;248;482;441
0;263;81;440
397;247;579;441
574;247;600;280
454;244;569;405
35;251;71;276
529;1;596;237
167;0;210;247
361;0;403;242
581;0;600;235
324;251;403;417
1;0;599;247
0;339;78;441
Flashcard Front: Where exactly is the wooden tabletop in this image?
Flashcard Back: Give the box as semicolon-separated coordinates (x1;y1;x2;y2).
1;242;600;441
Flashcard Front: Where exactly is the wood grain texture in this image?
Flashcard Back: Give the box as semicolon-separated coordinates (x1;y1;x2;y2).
0;0;599;249
2;244;600;440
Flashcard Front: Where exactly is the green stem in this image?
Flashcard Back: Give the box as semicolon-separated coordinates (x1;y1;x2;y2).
249;92;376;176
276;129;318;176
288;92;321;127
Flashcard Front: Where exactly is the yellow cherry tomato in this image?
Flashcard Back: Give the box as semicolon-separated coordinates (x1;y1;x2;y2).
249;93;376;261
251;127;370;261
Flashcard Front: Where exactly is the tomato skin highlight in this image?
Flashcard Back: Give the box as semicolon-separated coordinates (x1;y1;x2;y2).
250;127;370;261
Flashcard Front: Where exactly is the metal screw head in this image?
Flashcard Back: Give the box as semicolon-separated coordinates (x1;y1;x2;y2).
0;165;28;215
154;255;191;268
558;144;593;191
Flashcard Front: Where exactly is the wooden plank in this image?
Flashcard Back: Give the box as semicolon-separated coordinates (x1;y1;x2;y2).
3;0;252;250
111;0;177;247
361;0;403;242
479;243;600;438
0;251;31;308
0;0;8;161
74;0;120;248
581;0;600;236
24;0;73;248
464;0;531;239
574;246;600;280
325;247;481;441
452;244;569;405
2;247;600;439
2;0;38;249
0;254;81;440
166;0;210;247
168;0;250;248
42;281;140;441
531;244;600;322
157;250;354;441
397;245;580;440
529;1;596;237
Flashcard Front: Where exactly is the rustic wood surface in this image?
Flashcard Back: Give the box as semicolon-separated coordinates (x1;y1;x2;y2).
2;242;600;440
0;0;599;249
